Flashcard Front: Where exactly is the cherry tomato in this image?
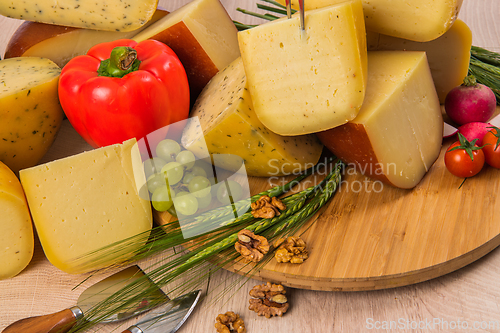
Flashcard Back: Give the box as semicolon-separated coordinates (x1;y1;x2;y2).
444;134;485;178
482;127;500;169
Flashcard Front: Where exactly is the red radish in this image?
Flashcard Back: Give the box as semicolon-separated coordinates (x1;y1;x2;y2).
457;122;493;146
443;122;458;139
444;75;496;125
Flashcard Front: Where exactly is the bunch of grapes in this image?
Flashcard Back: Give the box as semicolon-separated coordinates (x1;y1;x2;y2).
143;139;243;217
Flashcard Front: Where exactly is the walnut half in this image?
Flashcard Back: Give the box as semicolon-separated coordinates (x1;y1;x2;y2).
251;195;286;219
248;282;289;318
234;229;269;262
215;311;246;333
274;236;308;264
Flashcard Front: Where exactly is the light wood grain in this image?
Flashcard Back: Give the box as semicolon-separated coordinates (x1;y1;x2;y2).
2;1;500;332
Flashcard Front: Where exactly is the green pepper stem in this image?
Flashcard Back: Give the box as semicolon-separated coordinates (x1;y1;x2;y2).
97;46;141;78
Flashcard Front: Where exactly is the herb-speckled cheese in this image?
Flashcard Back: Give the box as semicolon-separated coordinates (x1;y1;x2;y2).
182;58;323;177
0;57;63;173
0;0;158;32
19;139;152;273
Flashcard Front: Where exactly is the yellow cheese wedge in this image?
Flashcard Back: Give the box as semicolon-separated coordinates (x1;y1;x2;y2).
0;162;34;280
0;0;158;32
317;51;443;189
4;9;169;68
133;0;240;100
19;139;152;273
182;58;323;177
367;19;472;103
278;0;462;42
238;0;367;136
0;57;64;173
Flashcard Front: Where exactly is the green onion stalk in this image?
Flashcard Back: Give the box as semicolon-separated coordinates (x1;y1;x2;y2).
68;159;343;332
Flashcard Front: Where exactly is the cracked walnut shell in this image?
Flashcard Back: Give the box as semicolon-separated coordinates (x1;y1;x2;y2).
234;229;269;262
274;236;308;264
251;195;286;218
215;311;246;333
248;282;289;318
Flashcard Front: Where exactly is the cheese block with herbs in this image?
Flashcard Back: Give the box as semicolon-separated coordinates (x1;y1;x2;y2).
0;0;158;32
367;19;472;103
19;139;152;273
277;0;463;42
317;51;443;189
0;162;34;280
4;8;169;68
238;0;367;136
0;57;64;173
182;57;323;177
133;0;240;100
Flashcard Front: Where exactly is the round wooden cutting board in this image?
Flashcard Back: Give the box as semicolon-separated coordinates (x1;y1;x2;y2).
156;136;500;291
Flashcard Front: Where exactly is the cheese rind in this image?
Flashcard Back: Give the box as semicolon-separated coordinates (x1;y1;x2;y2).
0;57;64;173
4;9;169;68
238;0;367;136
367;19;472;102
0;162;34;280
182;58;323;177
19;139;152;273
277;0;463;42
317;51;443;189
0;0;158;32
133;0;240;100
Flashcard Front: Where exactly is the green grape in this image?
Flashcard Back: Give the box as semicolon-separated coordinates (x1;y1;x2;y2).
197;192;212;209
156;139;181;162
147;173;167;194
161;162;184;185
143;157;167;179
217;180;243;204
188;176;211;198
182;172;195;185
176;191;189;197
173;193;198;216
151;186;175;212
190;165;207;178
176;150;196;169
167;205;177;217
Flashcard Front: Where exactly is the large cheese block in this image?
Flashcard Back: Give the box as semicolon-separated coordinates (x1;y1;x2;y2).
133;0;240;101
182;58;323;177
367;19;472;103
0;57;64;173
238;0;367;136
0;0;158;32
19;139;152;273
317;51;443;189
277;0;463;42
0;162;34;280
4;9;169;68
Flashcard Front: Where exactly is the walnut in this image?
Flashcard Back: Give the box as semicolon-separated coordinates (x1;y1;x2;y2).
251;195;286;218
274;236;308;264
215;311;246;333
248;282;289;318
234;229;269;262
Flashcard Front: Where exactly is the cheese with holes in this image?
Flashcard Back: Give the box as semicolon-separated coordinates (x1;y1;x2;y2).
182;58;323;176
133;0;240;100
0;162;34;280
277;0;463;42
4;9;169;68
0;57;64;173
238;0;367;136
19;139;152;273
317;51;443;189
0;0;158;32
367;19;472;102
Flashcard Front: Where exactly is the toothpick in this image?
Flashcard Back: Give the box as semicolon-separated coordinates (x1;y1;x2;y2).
285;0;292;19
299;0;305;30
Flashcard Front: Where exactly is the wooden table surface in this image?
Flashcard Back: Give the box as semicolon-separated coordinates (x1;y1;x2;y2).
2;0;500;332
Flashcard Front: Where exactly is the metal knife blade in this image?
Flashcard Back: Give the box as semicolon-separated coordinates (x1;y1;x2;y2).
123;290;201;333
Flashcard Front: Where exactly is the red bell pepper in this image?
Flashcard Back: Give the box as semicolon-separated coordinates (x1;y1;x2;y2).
58;39;190;149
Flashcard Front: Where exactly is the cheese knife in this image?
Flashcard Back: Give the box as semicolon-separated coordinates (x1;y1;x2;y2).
2;266;169;333
121;289;201;333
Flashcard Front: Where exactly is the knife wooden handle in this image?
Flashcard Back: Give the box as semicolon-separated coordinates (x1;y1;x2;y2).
2;308;78;333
